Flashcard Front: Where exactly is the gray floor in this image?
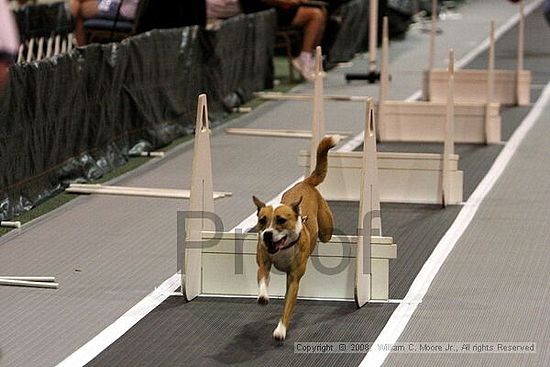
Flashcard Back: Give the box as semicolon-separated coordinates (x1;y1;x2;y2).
0;1;545;367
383;9;550;367
87;297;397;367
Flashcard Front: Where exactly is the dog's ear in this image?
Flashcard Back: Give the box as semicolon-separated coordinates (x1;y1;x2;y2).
252;196;266;213
290;196;302;215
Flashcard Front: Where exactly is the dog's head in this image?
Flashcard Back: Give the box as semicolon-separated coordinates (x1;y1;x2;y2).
252;196;305;254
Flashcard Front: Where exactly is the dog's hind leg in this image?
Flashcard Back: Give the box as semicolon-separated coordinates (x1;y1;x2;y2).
256;248;272;305
317;198;334;243
273;270;304;341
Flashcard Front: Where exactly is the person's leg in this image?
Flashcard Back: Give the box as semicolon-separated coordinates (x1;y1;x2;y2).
291;6;327;54
289;6;327;80
70;0;99;46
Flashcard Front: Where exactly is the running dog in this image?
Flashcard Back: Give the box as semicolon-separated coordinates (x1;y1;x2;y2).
253;136;338;341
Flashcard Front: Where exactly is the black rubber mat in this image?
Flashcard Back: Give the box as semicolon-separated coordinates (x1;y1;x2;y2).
329;201;462;299
87;296;397;367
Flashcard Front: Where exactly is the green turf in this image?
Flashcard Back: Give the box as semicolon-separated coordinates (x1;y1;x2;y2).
0;57;300;237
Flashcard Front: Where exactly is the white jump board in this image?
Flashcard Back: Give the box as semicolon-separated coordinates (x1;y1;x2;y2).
424;69;531;106
379;101;501;144
201;232;397;301
298;151;463;204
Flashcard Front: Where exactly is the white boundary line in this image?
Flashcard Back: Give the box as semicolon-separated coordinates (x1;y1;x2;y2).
359;81;550;367
56;273;181;367
56;3;544;365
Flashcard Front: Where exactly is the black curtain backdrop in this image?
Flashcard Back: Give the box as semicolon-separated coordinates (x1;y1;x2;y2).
0;10;276;221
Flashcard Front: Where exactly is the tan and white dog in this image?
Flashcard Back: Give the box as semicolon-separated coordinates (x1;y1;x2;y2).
253;136;338;341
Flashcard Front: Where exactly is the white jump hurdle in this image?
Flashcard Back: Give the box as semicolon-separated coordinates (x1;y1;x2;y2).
377;17;501;144
199;233;396;303
183;100;397;306
298;150;463;205
299;50;464;206
66;95;231;201
423;0;531;106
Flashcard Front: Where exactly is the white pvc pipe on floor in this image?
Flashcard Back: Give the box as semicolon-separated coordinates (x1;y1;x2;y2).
66;184;231;199
0;278;59;289
1;221;21;228
137;151;165;158
0;276;56;282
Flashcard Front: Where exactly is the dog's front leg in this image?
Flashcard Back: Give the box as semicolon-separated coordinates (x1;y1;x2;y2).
256;248;271;305
273;271;303;341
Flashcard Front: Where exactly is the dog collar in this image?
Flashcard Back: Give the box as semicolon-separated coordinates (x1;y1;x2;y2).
282;234;300;250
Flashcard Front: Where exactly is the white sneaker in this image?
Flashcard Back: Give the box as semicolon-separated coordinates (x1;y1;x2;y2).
292;57;315;82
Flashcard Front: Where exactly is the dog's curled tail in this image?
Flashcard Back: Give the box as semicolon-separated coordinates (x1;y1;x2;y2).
304;136;339;187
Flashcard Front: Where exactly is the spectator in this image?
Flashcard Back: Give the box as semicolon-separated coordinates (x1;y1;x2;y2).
0;0;19;88
206;0;326;81
261;0;327;81
69;0;140;46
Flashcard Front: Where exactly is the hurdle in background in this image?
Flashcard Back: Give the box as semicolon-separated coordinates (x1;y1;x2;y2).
66;95;231;201
423;0;531;106
240;43;463;204
299;49;463;207
226;46;354;141
180;94;219;300
183;99;396;306
377;17;501;144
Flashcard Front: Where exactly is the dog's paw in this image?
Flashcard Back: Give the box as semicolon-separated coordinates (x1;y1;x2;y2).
273;321;286;341
258;278;269;305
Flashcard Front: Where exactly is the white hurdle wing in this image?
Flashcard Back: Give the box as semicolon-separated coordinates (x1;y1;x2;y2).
310;46;325;172
355;99;382;306
182;94;216;301
486;21;497;143
442;49;456;207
